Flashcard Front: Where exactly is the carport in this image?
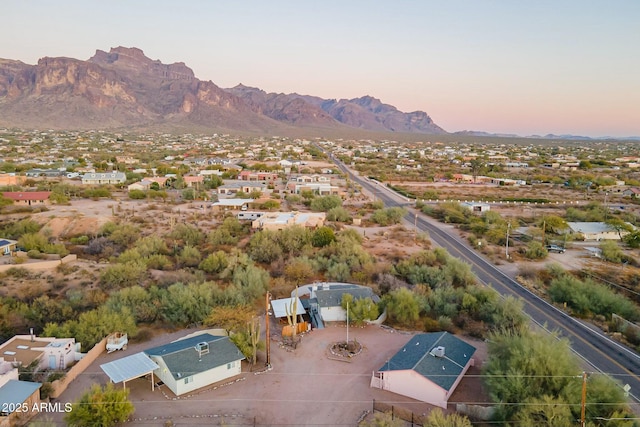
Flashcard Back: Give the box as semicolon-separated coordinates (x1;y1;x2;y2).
100;352;159;390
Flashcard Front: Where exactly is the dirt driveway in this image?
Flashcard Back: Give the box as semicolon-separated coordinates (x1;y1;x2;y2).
38;325;487;427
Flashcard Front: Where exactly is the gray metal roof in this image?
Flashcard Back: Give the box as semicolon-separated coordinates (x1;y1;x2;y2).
271;297;306;318
100;352;159;384
0;380;41;413
379;332;476;392
315;286;380;308
144;333;245;380
567;222;613;234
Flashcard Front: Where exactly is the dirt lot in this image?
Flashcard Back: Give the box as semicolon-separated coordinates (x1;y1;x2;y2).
37;325;487;427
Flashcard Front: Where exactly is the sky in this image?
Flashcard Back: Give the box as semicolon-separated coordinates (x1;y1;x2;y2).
3;1;640;137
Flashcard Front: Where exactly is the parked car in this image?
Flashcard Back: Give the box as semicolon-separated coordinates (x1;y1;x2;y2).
546;244;566;253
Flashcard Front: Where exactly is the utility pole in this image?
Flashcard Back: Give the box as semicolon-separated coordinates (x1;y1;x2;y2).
346;300;349;344
505;222;511;259
580;371;587;427
265;292;271;367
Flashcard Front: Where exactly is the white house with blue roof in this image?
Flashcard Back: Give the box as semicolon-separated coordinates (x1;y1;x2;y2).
144;333;245;397
370;332;476;409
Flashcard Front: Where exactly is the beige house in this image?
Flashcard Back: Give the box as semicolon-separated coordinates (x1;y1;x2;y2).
0;174;25;186
81;172;126;185
252;212;326;230
0;334;81;371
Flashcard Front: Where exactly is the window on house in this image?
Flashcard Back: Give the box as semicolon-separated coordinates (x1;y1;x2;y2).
227;362;232;369
184;376;193;384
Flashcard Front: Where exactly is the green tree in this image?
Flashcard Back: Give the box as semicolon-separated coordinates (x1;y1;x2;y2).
311;226;336;247
128;189;146;199
106;286;158;323
524;241;548;259
108;223;141;247
624;230;640;248
168;223;204;246
310;195;342;212
44;306;137;350
178;245;202;267
65;383;134;427
199;251;229;274
205;305;254;335
341;294;379;326
248;230;282;263
182;187;195;200
99;261;147;290
326;206;351;222
384;288;420;328
599;240;624;263
423;408;472;427
360;411;404;427
283;257;315;285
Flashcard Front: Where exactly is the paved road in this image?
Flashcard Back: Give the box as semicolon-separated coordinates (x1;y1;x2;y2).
324;148;640;408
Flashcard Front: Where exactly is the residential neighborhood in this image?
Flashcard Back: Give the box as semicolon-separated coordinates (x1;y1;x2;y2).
0;127;639;426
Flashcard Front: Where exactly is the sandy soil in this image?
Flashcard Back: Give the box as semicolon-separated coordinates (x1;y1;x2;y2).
36;325;487;427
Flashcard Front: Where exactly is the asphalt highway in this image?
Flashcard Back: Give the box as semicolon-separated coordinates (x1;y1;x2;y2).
326;150;640;407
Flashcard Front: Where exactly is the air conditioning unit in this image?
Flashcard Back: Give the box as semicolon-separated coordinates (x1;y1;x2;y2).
431;346;445;358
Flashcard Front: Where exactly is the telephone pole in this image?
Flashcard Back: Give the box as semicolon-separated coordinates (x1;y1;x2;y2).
505;222;511;259
265;292;271;367
580;371;587;427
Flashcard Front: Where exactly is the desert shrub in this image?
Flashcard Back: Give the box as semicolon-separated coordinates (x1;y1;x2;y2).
99;261;147;290
128;189;146;199
70;235;89;245
371;207;407;226
523;241;548;259
310;195;342;212
548;274;640;320
168;223;204;246
84;237;116;256
326;206;351;222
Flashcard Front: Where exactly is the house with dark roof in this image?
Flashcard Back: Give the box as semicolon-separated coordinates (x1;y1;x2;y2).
144;333;245;397
370;332;476;409
0;239;17;256
295;282;380;324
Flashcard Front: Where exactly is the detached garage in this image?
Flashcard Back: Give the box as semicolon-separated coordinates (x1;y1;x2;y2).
371;332;476;409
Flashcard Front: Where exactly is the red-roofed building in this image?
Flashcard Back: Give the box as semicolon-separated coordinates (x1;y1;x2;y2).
2;192;51;206
183;176;204;188
623;187;640;199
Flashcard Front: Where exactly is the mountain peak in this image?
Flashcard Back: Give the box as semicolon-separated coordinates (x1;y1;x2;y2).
0;47;446;135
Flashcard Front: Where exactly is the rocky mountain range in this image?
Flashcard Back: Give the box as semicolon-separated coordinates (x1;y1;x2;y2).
0;47;445;135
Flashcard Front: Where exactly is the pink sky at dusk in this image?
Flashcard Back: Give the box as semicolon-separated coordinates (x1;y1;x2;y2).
3;1;639;137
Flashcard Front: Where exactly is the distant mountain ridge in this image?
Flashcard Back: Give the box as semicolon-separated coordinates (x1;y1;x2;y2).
0;46;445;135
